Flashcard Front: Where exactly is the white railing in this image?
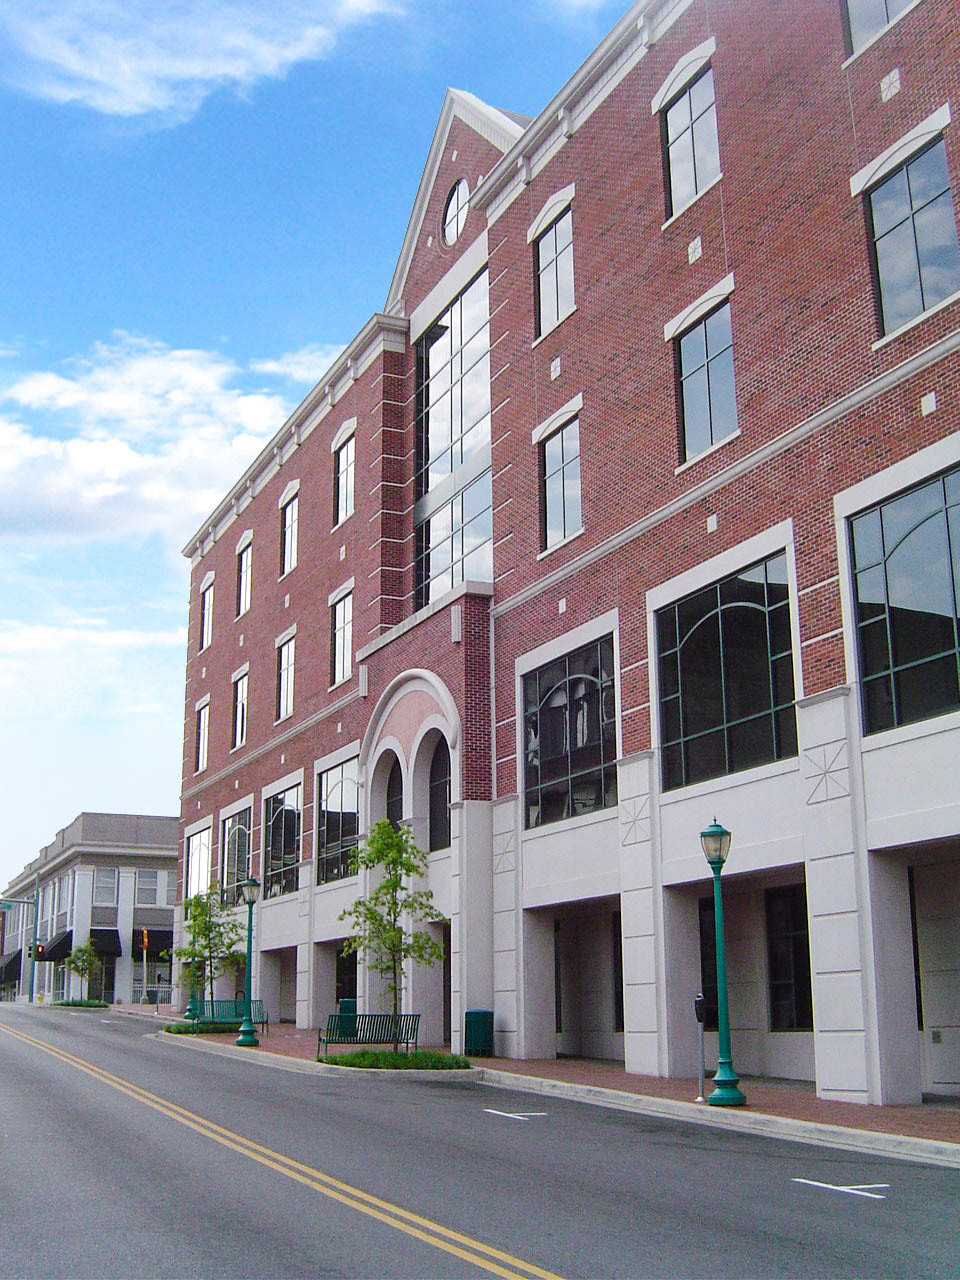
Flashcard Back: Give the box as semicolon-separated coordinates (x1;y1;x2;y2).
132;983;173;1004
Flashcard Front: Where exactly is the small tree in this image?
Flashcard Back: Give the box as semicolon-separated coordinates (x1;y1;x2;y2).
339;820;444;1052
171;889;245;1007
66;939;99;1002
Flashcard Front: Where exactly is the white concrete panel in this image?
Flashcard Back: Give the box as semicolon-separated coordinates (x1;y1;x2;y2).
624;1029;659;1075
493;910;516;953
494;947;516;994
622;933;656;982
863;721;960;848
258;896;303;948
922;972;960;1024
313;882;361;938
927;1027;960;1084
919;918;960;969
624;981;657;1033
815;1030;869;1093
521;811;619;906
620;886;654;939
493;870;516;913
523;869;621;909
806;853;858;917
810;910;861;974
427;852;452;917
813;971;865;1032
762;1031;815;1081
619;843;654;893
495;990;517;1030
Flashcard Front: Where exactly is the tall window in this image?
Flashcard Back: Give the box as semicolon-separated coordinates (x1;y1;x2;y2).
136;870;158;905
429;738;451;851
662;66;720;217
386;758;403;830
657;552;797;791
199;583;213;651
185;829;211;899
334;436;355;525
236;543;252;617
765;884;813;1031
844;0;912;52
535;208;575;337
698;896;719;1031
280;495;298;575
443;178;469;245
523;634;618;829
331;593;353;686
264;784;301;897
542;417;582;549
195;702;209;773
677;302;738;461
850;464;960;734
867;140;960;336
276;637;295;720
415;272;493;610
316;759;359;884
232;672;248;750
221;808;252;906
93;867;118;906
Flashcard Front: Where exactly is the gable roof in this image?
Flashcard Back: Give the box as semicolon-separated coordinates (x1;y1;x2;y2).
384;88;527;316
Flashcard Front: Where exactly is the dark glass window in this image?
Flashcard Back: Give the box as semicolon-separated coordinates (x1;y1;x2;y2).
765;884;813;1031
536;209;575;336
698;895;719;1032
657;552;797;791
542;418;582;549
844;0;912;52
851;464;960;734
429;739;451;852
677;302;738;461
264;783;301;898
663;67;721;218
414;472;493;610
334;436;355;525
443;178;469;245
221;808;251;907
868;140;960;336
236;544;251;616
523;634;618;828
386;758;403;830
280;495;298;575
317;759;359;885
612;911;624;1033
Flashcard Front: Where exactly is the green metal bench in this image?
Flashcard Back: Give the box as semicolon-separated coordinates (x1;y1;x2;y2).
197;998;269;1033
317;1011;420;1056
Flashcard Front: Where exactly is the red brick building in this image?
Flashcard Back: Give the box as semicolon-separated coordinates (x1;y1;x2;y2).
180;0;960;1101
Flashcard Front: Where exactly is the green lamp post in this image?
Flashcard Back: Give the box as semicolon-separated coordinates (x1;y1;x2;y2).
236;876;260;1048
701;818;746;1107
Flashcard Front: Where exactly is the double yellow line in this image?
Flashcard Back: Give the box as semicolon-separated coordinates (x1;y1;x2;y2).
0;1021;562;1280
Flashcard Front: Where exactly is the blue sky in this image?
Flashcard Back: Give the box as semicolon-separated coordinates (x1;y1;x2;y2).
0;0;628;885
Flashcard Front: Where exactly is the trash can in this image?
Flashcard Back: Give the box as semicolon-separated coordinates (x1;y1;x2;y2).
147;990;158;1005
464;1009;494;1057
338;997;357;1034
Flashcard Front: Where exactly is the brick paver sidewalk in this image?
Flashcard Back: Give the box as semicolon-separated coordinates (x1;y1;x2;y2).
185;1021;960;1146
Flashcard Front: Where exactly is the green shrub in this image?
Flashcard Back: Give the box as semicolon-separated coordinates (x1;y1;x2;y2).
163;1021;242;1035
320;1049;471;1069
54;999;109;1008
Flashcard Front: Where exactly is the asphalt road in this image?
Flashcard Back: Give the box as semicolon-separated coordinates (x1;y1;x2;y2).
0;1004;955;1279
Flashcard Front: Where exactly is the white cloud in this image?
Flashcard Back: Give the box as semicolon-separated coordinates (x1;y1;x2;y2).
0;331;292;545
251;342;345;384
0;0;404;122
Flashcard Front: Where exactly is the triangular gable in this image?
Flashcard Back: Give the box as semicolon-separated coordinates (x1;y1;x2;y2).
384;89;526;316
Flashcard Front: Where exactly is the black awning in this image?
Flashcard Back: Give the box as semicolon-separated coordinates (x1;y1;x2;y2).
43;930;73;962
0;949;21;983
132;928;173;956
90;928;123;957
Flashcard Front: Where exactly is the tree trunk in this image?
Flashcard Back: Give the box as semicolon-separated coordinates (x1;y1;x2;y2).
392;956;400;1053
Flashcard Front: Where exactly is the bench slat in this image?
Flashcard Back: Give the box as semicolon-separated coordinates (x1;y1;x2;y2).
318;1011;420;1054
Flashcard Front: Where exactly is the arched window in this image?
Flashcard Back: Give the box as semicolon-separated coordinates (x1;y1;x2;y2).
386;758;403;830
429;738;451;851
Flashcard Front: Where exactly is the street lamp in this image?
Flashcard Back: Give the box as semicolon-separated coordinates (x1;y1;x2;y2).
700;818;746;1107
236;877;260;1048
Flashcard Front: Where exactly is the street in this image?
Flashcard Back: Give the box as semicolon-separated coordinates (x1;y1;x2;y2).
0;1005;955;1279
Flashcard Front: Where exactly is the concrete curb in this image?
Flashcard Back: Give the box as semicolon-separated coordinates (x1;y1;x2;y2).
478;1069;960;1169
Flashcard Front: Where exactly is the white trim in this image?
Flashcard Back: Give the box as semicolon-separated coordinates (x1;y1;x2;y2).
235;528;253;555
527;182;577;244
409;231;489;342
651;37;716;115
664;272;735;343
218;792;254;826
515;606;619;678
231;662;250;683
199;570;215;593
850;103;951;197
275;623;297;649
183;814;212;842
261;767;304;805
313;739;362;778
330;417;357;455
328;577;355;608
194;693;210;712
278;478;300;508
531;394;583;446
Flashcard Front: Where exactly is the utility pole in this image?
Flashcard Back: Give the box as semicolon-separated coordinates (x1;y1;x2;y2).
28;875;39;1004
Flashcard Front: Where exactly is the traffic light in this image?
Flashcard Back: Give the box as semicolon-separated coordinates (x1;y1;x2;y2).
27;943;32;959
34;942;45;959
142;928;149;951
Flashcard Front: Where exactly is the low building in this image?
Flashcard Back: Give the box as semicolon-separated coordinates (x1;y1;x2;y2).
1;813;178;1004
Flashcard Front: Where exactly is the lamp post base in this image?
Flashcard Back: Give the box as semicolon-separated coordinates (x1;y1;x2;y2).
708;1063;746;1106
236;1017;259;1048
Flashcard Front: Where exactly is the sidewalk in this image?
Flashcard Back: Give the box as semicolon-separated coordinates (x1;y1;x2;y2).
140;1016;960;1165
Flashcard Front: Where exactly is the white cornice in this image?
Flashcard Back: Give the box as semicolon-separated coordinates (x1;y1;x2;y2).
183;312;407;561
384;88;524;316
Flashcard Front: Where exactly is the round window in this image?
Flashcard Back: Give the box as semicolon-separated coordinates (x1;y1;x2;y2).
442;178;469;245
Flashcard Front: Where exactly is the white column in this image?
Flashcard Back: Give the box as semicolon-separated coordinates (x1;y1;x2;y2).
116;870;136;1003
618;751;661;1075
492;796;520;1057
